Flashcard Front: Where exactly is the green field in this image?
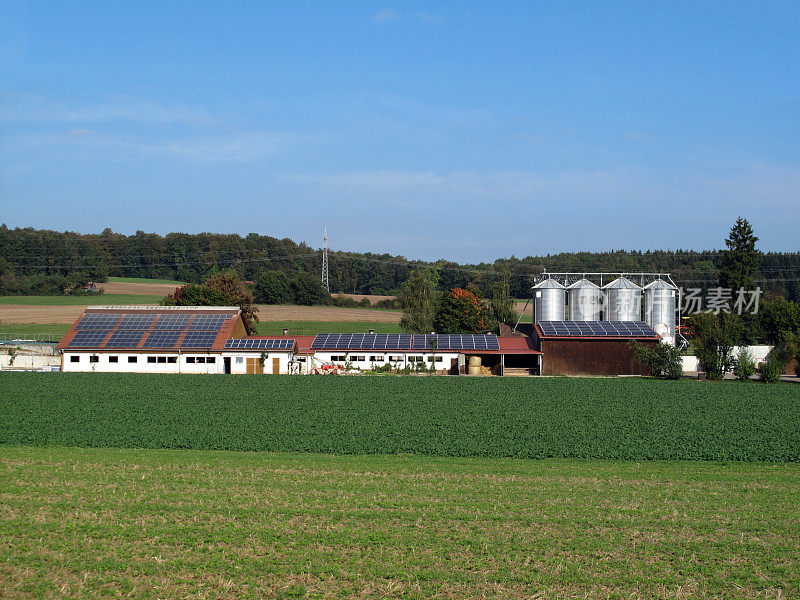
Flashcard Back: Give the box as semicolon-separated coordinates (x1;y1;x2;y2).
254;320;403;335
0;323;72;338
0;294;163;305
107;276;186;285
1;446;797;599
2;374;798;461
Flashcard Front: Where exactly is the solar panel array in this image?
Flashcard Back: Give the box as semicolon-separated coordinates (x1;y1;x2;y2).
142;330;183;349
538;321;658;337
68;330;111;347
118;314;156;329
75;313;122;329
67;310;237;349
180;331;220;348
311;333;414;350
104;330;147;348
225;338;294;350
412;334;500;351
311;333;499;351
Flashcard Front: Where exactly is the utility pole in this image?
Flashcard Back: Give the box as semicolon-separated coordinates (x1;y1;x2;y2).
322;227;330;292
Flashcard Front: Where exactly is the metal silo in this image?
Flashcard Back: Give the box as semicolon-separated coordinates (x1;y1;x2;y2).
602;277;642;321
644;279;677;342
533;279;566;322
567;279;603;321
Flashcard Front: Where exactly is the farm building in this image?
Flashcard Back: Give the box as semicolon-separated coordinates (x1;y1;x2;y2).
57;306;542;375
531;320;659;376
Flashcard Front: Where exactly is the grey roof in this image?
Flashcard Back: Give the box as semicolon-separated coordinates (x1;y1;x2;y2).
567;278;600;289
643;279;677;290
602;277;641;290
532;279;566;289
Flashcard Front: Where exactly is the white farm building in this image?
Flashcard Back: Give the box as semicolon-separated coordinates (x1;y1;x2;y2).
57;306;541;375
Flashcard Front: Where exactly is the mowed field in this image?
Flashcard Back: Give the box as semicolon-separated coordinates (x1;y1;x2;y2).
1;446;798;599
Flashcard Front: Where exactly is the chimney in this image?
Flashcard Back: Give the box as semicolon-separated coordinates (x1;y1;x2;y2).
368;329;375;334
282;328;289;336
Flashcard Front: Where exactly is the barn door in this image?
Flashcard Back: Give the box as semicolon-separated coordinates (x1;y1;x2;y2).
246;357;264;374
272;357;280;374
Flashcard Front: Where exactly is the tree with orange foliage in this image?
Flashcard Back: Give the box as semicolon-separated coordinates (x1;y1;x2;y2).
433;287;487;333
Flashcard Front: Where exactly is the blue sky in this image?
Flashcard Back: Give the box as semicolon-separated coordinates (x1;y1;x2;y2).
1;1;798;262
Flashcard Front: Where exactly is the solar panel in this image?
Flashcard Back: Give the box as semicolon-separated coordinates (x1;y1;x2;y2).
224;338;294;350
412;334;499;351
68;329;111;347
142;330;183;349
538;321;658;337
311;333;414;350
152;314;193;329
104;329;147;348
188;315;231;330
180;331;219;348
117;314;156;329
75;313;123;329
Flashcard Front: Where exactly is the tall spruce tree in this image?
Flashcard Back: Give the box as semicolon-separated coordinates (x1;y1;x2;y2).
399;268;437;333
718;217;760;291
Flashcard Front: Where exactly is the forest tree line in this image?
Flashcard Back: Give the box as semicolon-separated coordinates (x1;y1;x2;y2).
1;224;799;301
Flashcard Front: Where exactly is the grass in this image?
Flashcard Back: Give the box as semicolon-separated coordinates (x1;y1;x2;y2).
0;323;71;338
0;294;164;305
254;320;403;334
2;374;798;461
1;446;798;599
107;276;186;285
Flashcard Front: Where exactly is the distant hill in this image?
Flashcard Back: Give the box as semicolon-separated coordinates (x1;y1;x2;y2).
1;225;798;300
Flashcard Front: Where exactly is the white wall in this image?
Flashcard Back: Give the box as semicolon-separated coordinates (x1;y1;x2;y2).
223;352;291;374
0;354;60;370
62;352;221;374
682;345;774;374
312;350;459;371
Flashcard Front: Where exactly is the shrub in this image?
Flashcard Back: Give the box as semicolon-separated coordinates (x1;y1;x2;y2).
630;341;683;380
759;358;783;383
732;348;757;381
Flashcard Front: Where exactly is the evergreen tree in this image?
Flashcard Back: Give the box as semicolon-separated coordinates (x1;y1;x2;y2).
718;217;760;291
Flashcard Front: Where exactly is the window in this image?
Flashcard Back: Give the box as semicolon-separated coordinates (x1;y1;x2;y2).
408;356;423;363
196;357;206;364
167;357;177;364
370;355;385;362
351;355;365;362
186;357;195;364
206;357;215;364
426;356;443;363
69;355;79;363
89;355;99;363
331;355;345;362
128;356;137;363
147;357;157;364
236;357;243;364
157;356;167;364
108;356;118;363
389;355;403;362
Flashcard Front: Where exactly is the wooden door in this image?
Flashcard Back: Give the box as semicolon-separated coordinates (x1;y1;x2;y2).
272;357;280;374
246;358;264;374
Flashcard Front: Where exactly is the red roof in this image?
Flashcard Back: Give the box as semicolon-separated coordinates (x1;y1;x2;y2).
498;336;541;354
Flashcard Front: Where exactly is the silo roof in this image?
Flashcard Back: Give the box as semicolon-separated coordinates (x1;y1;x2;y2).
532;279;566;289
602;277;641;290
643;279;677;290
567;278;600;289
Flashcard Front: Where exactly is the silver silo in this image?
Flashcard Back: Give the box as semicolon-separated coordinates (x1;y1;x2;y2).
602;277;642;321
533;279;566;322
644;279;677;342
567;279;603;321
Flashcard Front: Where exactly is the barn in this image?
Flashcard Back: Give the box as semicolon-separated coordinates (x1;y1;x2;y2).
531;320;660;376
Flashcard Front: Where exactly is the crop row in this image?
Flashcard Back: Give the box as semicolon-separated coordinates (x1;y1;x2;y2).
1;373;798;461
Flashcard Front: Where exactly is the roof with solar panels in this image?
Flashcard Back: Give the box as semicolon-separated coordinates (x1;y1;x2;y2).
57;305;252;352
534;320;660;339
58;306;541;355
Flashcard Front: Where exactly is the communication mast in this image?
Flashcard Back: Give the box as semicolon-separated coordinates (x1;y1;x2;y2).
321;227;330;292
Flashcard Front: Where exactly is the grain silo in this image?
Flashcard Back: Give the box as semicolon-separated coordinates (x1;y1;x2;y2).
602;277;642;322
533;279;566;323
643;279;677;343
567;279;603;321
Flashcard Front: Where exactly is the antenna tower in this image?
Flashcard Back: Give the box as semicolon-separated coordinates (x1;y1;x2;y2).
321;227;330;292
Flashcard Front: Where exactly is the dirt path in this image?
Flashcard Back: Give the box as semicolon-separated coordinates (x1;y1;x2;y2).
99;281;181;295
